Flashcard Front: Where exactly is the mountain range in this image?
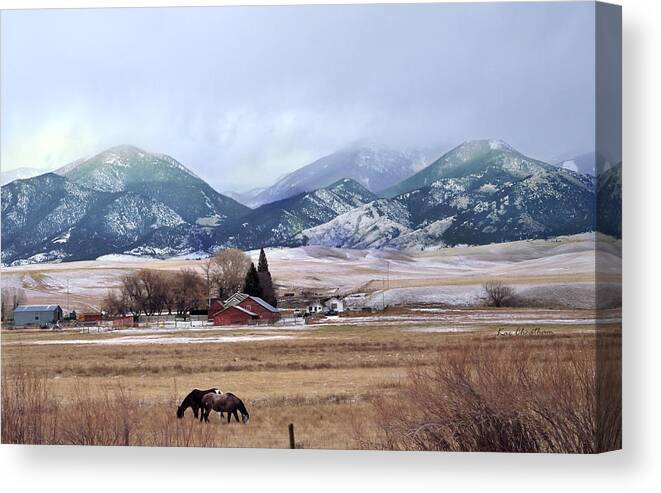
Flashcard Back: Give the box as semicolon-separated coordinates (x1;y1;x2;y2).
302;140;597;249
1;140;620;265
214;178;376;249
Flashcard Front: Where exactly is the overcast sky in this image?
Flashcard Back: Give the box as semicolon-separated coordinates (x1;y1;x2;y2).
1;3;599;192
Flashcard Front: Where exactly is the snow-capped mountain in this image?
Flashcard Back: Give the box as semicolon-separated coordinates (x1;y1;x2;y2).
301;140;597;249
247;144;428;207
1;173;105;263
0;171;213;265
57;145;249;224
1;167;50;186
55;145;199;192
213;178;376;249
382;139;550;197
1;145;250;265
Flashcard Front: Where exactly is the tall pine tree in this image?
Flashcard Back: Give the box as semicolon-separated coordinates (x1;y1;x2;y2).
243;262;263;298
258;247;269;272
257;248;277;307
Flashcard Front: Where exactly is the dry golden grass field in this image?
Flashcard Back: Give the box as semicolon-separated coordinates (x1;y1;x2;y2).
1;307;621;451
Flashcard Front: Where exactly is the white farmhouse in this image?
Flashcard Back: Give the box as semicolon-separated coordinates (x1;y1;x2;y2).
306;301;323;315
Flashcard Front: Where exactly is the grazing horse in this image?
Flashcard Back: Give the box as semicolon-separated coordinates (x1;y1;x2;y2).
177;388;222;420
201;392;250;424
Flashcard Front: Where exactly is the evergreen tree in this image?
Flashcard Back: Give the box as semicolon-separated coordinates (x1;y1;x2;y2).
258;248;269;273
243;262;263;298
257;248;277;307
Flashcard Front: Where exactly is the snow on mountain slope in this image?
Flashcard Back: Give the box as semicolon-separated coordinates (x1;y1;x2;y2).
248;145;427;207
303;141;597;250
382;139;581;198
57;145;199;192
57;145;249;224
214;178;377;249
301;199;413;249
1;174;105;264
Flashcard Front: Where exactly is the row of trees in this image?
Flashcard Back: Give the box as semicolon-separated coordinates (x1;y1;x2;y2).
104;247;278;317
104;268;205;317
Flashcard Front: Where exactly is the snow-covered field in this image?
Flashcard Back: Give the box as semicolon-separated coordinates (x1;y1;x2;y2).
5;334;295;347
4;305;618;347
0;233;621;310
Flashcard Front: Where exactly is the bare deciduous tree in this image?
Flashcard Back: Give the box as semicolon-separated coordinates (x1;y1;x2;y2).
201;257;215;307
103;289;129;317
105;268;205;318
172;269;205;316
1;287;26;322
483;281;515;307
116;269;167;316
208;248;251;300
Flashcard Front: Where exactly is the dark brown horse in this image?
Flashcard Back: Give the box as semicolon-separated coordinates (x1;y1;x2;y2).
201;392;250;424
177;388;222;420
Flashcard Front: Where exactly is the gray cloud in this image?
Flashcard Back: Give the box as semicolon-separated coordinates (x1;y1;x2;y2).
1;3;599;191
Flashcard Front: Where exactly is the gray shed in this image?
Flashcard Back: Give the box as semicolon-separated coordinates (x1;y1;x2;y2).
13;304;63;326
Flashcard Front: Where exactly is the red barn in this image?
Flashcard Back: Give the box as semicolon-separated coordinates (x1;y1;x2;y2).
224;293;280;322
208;299;225;320
211;293;280;326
212;305;258;326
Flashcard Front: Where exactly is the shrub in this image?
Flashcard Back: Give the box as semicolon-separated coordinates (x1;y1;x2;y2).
1;370;216;447
360;340;621;453
483;281;515;307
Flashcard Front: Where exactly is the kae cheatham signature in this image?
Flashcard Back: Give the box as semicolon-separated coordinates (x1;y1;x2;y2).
496;327;554;337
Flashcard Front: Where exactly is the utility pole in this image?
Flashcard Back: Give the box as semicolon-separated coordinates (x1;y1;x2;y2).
66;279;70;315
387;260;390;290
382;260;389;311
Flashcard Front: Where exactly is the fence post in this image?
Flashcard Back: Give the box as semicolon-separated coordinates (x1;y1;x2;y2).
288;423;296;449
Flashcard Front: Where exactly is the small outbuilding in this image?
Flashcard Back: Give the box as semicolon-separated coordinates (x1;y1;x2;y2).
324;297;344;314
13;304;63;326
78;313;102;322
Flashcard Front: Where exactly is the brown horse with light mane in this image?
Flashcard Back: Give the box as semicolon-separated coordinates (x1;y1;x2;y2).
176;388;222;420
201;392;250;424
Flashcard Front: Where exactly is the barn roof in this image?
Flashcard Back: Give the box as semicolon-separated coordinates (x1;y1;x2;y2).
215;305;257;317
249;296;279;313
15;304;61;312
224;293;279;313
224;292;249;306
